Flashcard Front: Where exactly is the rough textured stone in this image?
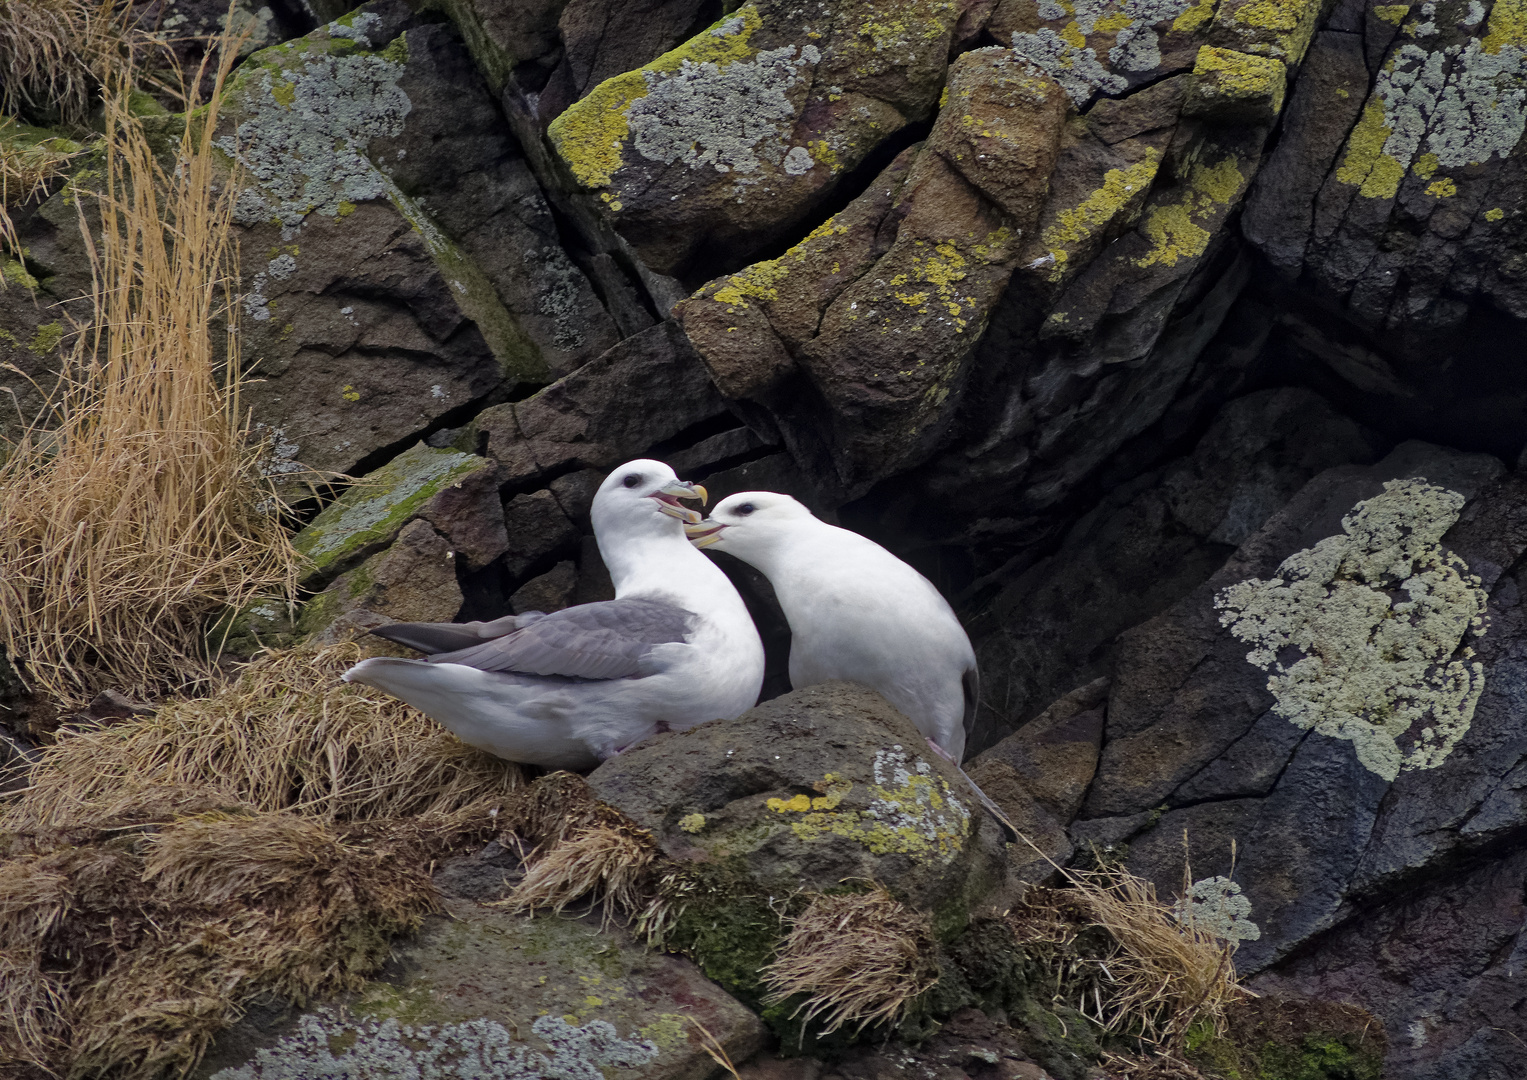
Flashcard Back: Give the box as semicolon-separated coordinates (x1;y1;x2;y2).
194;894;767;1080
501;488;582;577
587;682;1009;919
219;5;563;481
472;320;729;486
303;516;465;641
680;47;1069;495
1073;442;1527;988
292;442;493;586
967;387;1385;753
967;677;1107;882
547;0;969;276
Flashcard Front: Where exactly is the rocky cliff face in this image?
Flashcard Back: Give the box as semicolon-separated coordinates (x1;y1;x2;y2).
5;0;1527;1077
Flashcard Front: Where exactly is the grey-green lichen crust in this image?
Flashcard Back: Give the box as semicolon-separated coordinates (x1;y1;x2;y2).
1013;0;1198;105
293;443;488;578
210;1012;658;1080
219;16;410;233
1174;875;1261;943
1214;478;1488;782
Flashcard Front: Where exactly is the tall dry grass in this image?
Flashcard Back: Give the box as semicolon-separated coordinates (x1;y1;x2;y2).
0;50;299;706
0;0;146;125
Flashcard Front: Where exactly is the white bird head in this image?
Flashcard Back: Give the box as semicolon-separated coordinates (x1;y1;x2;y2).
684;490;812;557
591;459;708;540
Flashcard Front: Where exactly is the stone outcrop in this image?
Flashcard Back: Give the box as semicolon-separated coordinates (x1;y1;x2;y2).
6;0;1527;1076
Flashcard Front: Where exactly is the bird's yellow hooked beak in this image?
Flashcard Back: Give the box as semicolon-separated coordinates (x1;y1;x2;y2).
684;520;727;548
651;479;707;524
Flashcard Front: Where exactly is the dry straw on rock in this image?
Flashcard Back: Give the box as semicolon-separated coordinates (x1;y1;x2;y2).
502;771;658;920
0;46;299;706
0;807;489;1079
0;641;524;1077
760;885;939;1036
4;642;524;833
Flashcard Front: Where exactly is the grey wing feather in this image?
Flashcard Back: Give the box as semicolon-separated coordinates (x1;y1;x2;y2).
370;613;541;655
424;597;696;680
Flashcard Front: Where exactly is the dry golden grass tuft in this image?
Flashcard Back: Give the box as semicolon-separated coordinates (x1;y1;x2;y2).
0;806;495;1079
3;642;525;834
0;43;298;707
1071;867;1243;1050
503;771;658;920
1004;861;1247;1071
0;0;154;126
760;885;939;1036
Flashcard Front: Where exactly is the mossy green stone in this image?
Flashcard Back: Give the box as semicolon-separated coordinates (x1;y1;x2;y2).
292;443;489;584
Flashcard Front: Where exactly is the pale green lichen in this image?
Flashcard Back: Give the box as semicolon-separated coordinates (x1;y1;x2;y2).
26;321;63;354
1173;877;1261;943
548;5;767;189
1021;0;1200;105
219;38;411;232
1334;8;1527;200
1135;155;1244;268
1215;478;1488;783
764;750;971;862
293;443;488;577
678;813;707;833
210;1012;658;1079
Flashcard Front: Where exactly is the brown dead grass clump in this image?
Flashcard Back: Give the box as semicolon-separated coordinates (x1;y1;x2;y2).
503;771;658;919
0;50;298;707
760;886;939;1036
3;642;525;834
1007;866;1247;1069
0;0;150;125
0;807;494;1079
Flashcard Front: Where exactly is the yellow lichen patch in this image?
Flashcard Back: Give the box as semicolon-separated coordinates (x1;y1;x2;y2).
1135;156;1244;269
1412;152;1439;179
765;751;971;862
1094;11;1133;32
710;257;789;309
1334;101;1405;199
1486;207;1506;221
1222;0;1322;62
1172;0;1219;34
1483;0;1527;53
547;4;765;189
340;384;360;402
1041;149;1161;280
1373;4;1410;25
1427;177;1457;197
808;138;840;172
1061;21;1088;49
269;77;296;108
678;813;706;833
1191;46;1287;114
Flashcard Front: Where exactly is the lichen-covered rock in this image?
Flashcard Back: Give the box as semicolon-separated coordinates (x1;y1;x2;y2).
587;682;1010;947
194;896;767;1080
219;3;619;480
1243;0;1527;329
292;441;496;587
965;387;1385;755
546;0;969;276
302;517;465;640
1068;441;1526;974
679;47;1068;494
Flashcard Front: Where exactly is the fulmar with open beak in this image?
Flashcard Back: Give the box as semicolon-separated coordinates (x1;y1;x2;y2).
343;460;765;768
686;491;979;763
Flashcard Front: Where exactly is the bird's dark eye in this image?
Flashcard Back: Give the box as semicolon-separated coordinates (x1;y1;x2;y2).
737;503;756;516
623;473;642;488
